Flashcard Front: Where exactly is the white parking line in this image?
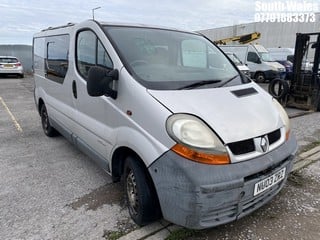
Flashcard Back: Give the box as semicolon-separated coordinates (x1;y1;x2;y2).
0;96;23;133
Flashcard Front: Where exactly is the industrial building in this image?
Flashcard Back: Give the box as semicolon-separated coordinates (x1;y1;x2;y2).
199;12;320;48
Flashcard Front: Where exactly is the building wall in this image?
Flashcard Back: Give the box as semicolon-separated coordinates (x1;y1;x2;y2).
0;45;32;73
199;13;320;48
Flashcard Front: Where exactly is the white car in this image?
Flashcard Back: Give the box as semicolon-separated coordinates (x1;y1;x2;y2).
0;56;24;78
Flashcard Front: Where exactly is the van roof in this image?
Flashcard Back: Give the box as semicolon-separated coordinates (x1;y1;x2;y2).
41;22;76;32
40;20;187;33
100;21;181;31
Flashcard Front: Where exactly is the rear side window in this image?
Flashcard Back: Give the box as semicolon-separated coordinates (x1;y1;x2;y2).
0;58;18;63
45;35;70;84
33;37;46;73
76;30;113;80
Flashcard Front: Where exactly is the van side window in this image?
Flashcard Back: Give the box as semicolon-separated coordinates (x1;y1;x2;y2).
247;52;260;63
76;30;113;80
33;37;46;73
46;35;70;84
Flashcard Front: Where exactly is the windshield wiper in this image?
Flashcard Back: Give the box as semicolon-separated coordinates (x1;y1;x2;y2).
218;75;239;87
178;80;221;90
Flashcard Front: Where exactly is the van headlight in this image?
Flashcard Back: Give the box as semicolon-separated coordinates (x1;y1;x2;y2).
273;99;290;140
166;114;230;164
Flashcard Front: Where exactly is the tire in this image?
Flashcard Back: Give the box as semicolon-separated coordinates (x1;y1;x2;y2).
255;72;266;83
268;78;289;100
40;104;57;137
124;156;161;226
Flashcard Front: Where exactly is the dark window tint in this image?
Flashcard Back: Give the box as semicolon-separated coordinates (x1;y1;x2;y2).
247;52;260;63
0;58;18;63
76;30;113;80
45;35;69;84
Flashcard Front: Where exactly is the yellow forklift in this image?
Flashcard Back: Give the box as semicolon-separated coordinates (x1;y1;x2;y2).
269;32;320;111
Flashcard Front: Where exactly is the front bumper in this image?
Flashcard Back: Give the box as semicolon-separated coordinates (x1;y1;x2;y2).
264;70;280;80
149;134;297;229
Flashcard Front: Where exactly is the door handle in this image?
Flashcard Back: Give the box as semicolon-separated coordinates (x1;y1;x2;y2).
72;80;77;99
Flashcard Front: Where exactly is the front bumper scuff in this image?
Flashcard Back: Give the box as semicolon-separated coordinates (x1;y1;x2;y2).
148;134;297;229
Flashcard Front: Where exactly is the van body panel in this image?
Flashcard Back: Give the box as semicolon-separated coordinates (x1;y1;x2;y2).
34;76;78;135
106;68;175;167
148;82;282;144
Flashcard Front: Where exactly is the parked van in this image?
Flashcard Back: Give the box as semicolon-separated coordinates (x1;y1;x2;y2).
267;48;294;79
33;20;297;229
220;44;286;82
267;47;294;61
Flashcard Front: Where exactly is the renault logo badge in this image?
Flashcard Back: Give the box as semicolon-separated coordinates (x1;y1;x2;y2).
260;136;269;153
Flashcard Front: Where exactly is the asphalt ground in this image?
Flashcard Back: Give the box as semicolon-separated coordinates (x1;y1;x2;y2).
0;76;133;240
0;76;319;240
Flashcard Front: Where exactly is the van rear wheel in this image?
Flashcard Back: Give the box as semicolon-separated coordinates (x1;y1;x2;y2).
124;156;161;226
40;104;57;137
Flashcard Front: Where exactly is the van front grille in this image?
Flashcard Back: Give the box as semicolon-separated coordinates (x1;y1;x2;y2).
227;129;282;156
268;129;281;145
228;139;255;155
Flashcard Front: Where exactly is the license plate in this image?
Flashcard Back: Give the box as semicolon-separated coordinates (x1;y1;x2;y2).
253;167;286;196
4;64;13;68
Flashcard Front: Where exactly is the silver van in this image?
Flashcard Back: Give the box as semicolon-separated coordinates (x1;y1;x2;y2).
220;44;286;82
33;20;297;229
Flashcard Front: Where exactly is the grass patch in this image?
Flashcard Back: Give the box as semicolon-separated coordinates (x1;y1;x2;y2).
165;228;206;240
300;140;320;154
104;231;124;240
103;219;138;240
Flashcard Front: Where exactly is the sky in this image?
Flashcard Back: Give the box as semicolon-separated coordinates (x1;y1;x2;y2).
0;0;256;45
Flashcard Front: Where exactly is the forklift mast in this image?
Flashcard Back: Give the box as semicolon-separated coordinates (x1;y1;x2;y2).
285;32;320;111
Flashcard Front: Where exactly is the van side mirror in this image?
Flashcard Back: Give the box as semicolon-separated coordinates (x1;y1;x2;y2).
87;66;118;99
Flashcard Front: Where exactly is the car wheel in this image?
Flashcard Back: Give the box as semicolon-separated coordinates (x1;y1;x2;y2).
19;74;24;78
40;104;57;137
124;156;161;226
255;72;266;83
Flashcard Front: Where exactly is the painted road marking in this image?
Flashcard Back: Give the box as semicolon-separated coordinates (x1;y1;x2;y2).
0;96;23;133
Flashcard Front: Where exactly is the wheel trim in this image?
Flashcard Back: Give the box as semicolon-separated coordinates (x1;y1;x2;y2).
126;171;139;216
256;74;264;82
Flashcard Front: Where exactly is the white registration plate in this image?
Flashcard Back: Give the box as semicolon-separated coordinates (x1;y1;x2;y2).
253;167;286;196
4;64;13;68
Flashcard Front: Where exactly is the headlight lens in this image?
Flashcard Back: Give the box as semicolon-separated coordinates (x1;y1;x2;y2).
166;114;229;164
273;99;290;139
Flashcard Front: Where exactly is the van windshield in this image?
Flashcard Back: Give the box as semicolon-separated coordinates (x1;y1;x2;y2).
104;26;243;90
259;52;274;62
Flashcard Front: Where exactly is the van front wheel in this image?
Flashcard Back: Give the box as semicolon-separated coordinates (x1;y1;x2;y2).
124;156;161;226
40;104;57;137
255;72;266;83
